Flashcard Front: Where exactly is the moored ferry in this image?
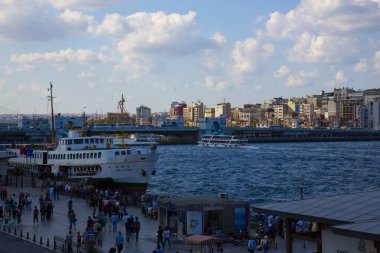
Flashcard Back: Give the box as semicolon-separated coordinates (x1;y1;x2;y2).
6;133;159;193
198;135;247;148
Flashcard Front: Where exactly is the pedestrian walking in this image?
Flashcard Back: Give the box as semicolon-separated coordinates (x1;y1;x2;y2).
163;226;171;249
133;216;141;242
33;206;39;224
112;213;118;232
156;226;164;249
115;231;124;253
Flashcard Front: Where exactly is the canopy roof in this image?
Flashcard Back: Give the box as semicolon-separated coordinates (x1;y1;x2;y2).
185;235;223;245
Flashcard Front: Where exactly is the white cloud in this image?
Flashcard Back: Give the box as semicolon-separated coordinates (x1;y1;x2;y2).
374;50;380;73
274;65;290;78
266;0;380;40
210;32;227;47
59;9;96;35
204;76;227;91
11;48;105;68
288;32;358;64
112;11;221;75
286;69;319;87
78;72;95;79
253;85;263;91
231;37;274;82
353;58;368;73
46;0;119;10
17;82;41;93
335;71;349;84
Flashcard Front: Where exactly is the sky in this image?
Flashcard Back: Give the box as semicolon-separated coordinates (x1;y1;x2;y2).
1;0;380;114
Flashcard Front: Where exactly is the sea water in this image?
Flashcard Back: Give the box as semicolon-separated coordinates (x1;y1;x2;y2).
147;141;380;204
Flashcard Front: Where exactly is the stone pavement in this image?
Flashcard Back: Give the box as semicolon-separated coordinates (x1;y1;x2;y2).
1;186;316;253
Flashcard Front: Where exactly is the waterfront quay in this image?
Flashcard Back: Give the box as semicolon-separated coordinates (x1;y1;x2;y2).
0;184;314;253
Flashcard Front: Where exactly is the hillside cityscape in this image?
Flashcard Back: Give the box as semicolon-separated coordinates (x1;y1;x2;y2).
1;87;380;132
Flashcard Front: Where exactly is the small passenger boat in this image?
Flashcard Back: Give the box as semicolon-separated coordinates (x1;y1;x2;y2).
198;135;247;148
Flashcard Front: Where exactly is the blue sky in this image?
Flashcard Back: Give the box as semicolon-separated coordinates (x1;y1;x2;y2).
1;0;380;114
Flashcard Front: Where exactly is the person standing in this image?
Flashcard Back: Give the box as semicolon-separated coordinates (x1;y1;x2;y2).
132;216;141;242
248;237;257;253
66;231;73;253
163;226;171;249
156;226;164;249
115;231;124;253
216;243;223;253
112;213;118;232
33;206;39;225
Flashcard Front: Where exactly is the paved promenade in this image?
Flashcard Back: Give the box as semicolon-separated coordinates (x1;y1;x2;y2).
0;185;316;253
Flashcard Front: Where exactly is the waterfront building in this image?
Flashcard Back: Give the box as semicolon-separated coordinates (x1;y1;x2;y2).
169;101;187;120
192;101;205;126
158;196;249;238
299;103;314;126
215;101;231;119
368;100;380;130
136;105;151;125
287;100;300;113
273;104;288;121
253;190;380;253
204;108;215;118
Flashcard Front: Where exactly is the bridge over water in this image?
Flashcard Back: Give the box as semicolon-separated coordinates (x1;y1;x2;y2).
87;125;199;144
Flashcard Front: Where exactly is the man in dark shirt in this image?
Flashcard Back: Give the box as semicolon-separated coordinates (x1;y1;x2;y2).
156;226;164;249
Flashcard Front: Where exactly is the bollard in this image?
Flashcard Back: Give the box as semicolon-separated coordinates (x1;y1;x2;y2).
20;229;23;238
8;226;10;233
33;234;36;242
14;227;17;235
40;236;43;245
53;239;57;250
27;232;30;240
61;243;65;252
47;238;50;247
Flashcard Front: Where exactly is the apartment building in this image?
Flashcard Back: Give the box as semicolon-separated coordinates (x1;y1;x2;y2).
136;105;151;125
215;101;231;119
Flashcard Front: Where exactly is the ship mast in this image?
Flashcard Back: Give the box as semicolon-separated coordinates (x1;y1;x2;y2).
48;82;56;146
118;94;126;148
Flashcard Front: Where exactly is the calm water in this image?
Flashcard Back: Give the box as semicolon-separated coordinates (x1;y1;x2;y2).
147;141;380;204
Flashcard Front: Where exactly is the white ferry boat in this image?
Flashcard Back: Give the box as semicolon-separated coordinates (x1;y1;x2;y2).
198;135;247;148
6;133;158;193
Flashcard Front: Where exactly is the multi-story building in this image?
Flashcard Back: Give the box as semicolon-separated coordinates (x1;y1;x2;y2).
215;101;231;119
192;101;204;125
368;100;380;130
169;101;187;120
136;105;151;125
299;103;315;127
287;100;300;113
204;108;215;118
273;104;288;120
327;99;339;118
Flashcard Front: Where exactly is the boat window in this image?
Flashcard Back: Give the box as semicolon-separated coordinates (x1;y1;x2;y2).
100;139;104;144
137;151;141;154
121;151;126;155
85;139;89;144
90;139;94;144
98;152;101;158
95;139;99;144
74;139;83;144
90;153;93;158
94;153;97;158
68;140;73;145
115;151;120;156
76;153;79;159
86;153;89;159
127;150;131;155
